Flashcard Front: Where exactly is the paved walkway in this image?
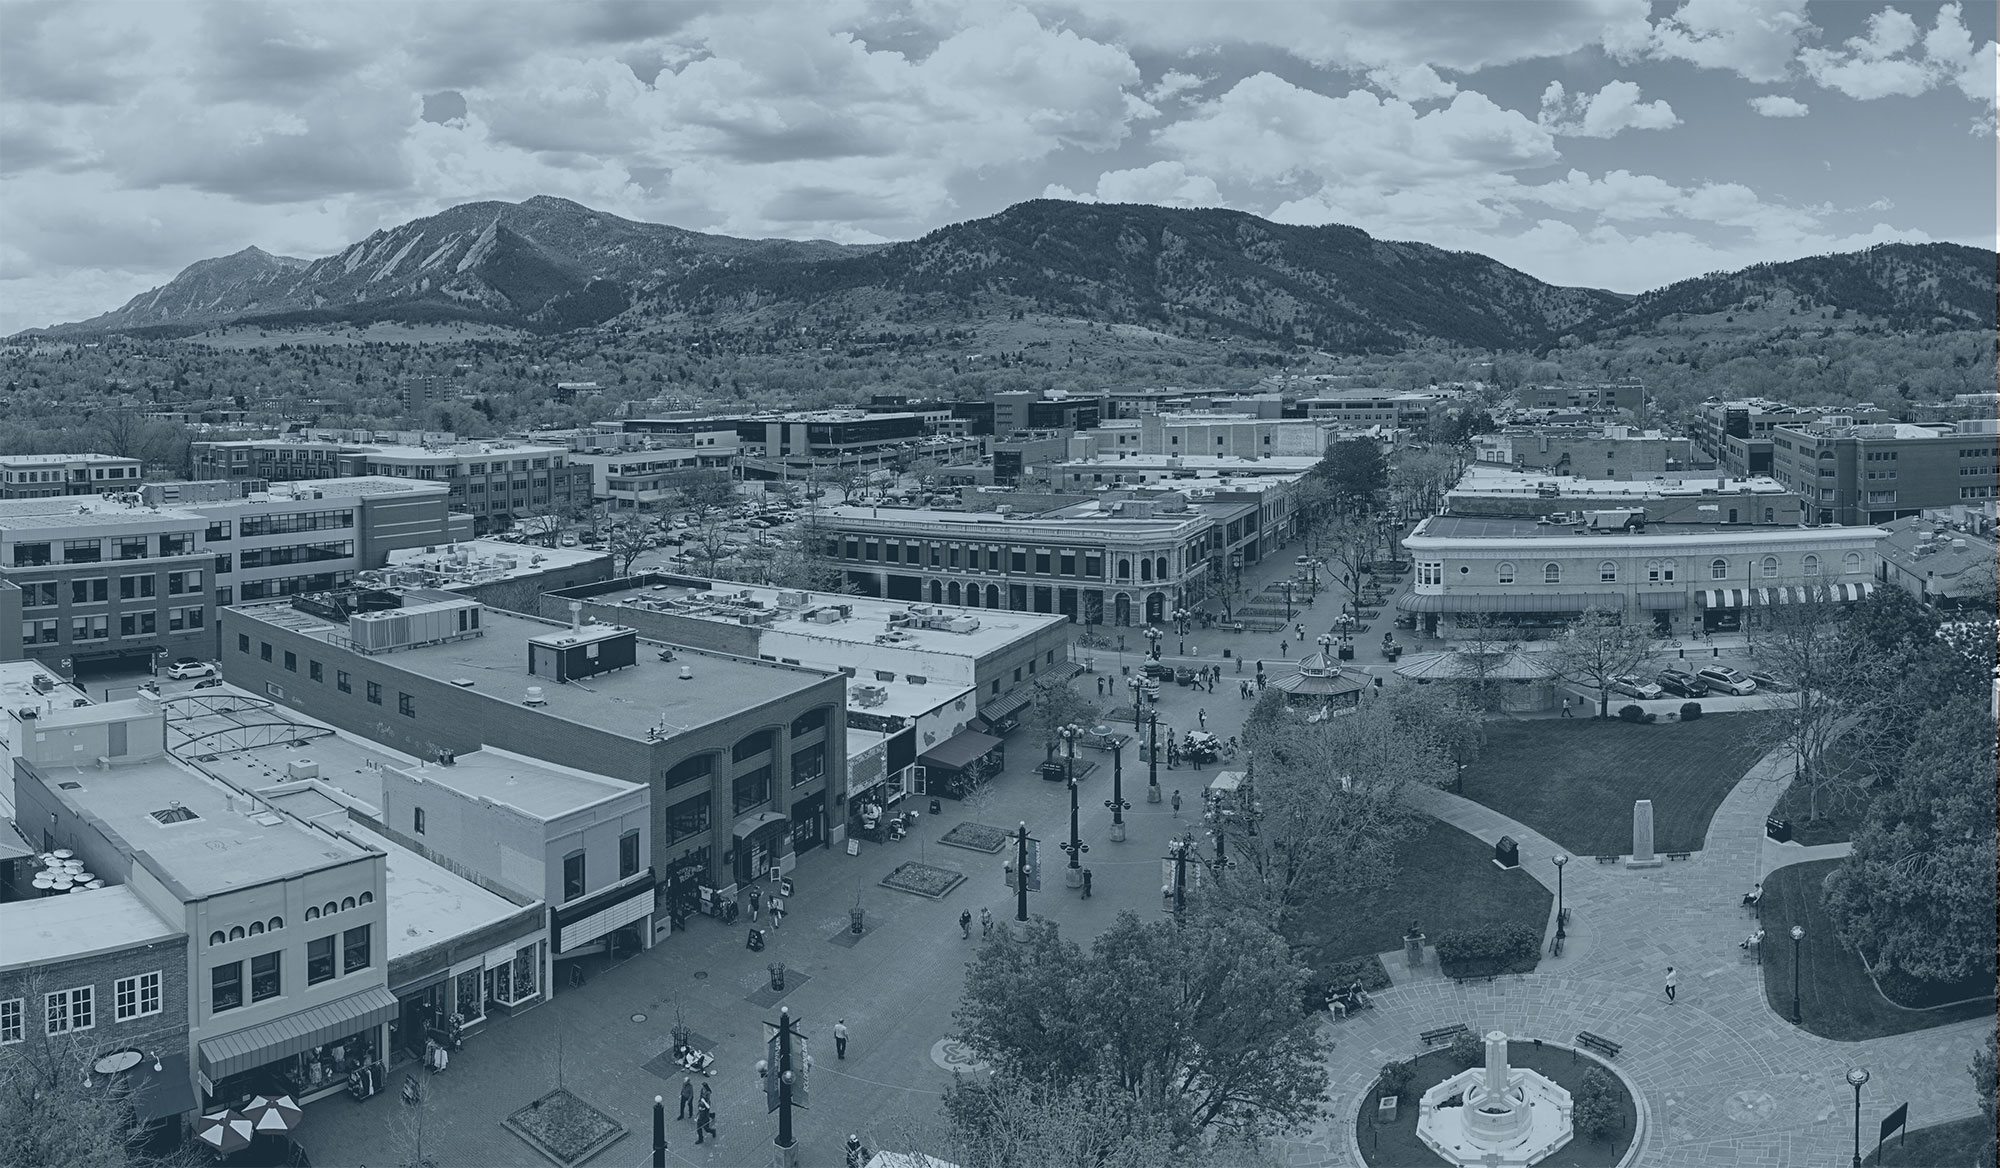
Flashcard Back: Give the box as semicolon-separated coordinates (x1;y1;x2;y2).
1274;741;1990;1167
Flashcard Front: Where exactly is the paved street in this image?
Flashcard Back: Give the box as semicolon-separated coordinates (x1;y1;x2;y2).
289;547;1986;1167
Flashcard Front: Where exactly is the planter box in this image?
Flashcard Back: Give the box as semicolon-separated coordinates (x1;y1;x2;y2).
1377;1096;1399;1122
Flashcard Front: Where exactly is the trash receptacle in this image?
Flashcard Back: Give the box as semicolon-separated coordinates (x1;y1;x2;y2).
849;907;865;935
768;962;785;991
1404;931;1426;968
1494;836;1519;868
1338;645;1354;660
1765;816;1792;843
1082;868;1093;898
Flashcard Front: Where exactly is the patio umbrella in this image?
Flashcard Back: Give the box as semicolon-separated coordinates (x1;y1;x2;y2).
244;1094;304;1134
195;1109;254;1155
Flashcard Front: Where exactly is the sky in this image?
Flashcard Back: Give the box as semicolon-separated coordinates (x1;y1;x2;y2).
1;0;1994;336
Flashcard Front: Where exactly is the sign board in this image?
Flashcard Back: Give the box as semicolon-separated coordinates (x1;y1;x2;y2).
1024;838;1042;891
847;839;860;856
764;1029;810;1112
1878;1102;1908;1144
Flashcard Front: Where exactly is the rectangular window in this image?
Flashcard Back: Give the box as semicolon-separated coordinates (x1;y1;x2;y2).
337;670;351;693
563;852;586;901
211;962;243;1013
619;831;640;879
114;972;162;1020
119;574;155;599
0;999;20;1044
342;925;371;974
1417;562;1442;586
732;765;773;814
283;651;297;672
665;793;711;844
259;641;272;662
250;952;281;1003
307;936;335;985
62;539;102;563
70;578;108;604
309;660;323;682
366;681;382;705
791;742;826;786
44;986;94;1034
398;692;415;717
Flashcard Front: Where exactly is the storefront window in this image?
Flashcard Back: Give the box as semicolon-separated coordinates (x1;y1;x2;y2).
454;968;484;1022
307;936;335;985
283;1030;375;1097
511;946;537;1000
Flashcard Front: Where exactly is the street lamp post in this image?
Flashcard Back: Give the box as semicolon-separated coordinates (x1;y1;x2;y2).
1127;674;1143;728
1057;725;1088;887
1790;925;1805;1025
1146;711;1161;802
1103;734;1129;842
1165;831;1197;919
1144;625;1164;660
1552;854;1568;945
1846;1067;1870;1168
1282;581;1293;621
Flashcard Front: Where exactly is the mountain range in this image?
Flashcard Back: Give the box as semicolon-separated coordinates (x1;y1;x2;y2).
26;197;1995;351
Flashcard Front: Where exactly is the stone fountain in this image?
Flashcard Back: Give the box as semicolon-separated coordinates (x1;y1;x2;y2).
1415;1030;1573;1167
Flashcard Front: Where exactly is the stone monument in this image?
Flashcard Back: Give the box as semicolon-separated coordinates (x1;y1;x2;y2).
1627;798;1662;868
1416;1030;1574;1167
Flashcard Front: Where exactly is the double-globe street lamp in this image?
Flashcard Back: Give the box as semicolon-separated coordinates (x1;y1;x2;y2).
1143;625;1164;660
1056;724;1089;888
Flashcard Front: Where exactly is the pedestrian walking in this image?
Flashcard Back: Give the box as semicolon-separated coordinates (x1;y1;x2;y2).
1256;660;1265;676
695;1099;716;1143
1235;657;1243;674
1197;708;1207;729
980;907;993;938
1097;676;1105;697
1171;789;1182;817
1256;674;1267;691
1561;695;1573;718
678;1075;694;1119
834;1019;849;1059
769;896;784;928
699;1081;711;1110
747;884;762;921
959;910;972;939
1664;966;1678;1003
1280;641;1289;658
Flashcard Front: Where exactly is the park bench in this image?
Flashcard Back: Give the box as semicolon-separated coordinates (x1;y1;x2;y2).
1575;1031;1621;1060
1594;855;1621;865
1666;851;1691;861
1420;1023;1471;1047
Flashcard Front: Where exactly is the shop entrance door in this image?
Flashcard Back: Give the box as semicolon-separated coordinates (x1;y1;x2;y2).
749;835;773;880
399;985;442;1060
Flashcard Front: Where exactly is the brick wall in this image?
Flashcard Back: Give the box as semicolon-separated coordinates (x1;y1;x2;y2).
0;935;190;1063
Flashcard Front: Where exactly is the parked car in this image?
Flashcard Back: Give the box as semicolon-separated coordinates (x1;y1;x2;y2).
166;659;216;680
1696;666;1757;696
1656;668;1709;698
1748;670;1792;692
1607;675;1663;700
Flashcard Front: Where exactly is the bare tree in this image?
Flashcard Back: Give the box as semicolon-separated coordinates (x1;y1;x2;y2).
675;471;738;520
1020;680;1101;763
1747;596;1874;821
683;521;734;579
1541;607;1656;718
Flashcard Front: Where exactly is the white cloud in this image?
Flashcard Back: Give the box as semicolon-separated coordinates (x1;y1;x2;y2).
1092;162;1225;208
1145;70;1209;105
1538;79;1680;137
1799;2;1999;116
1640;0;1815;83
1365;63;1458;103
1748;94;1810;117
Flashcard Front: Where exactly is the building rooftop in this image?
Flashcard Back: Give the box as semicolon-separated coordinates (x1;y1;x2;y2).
0;885;181;969
39;738;379;899
200;477;448;507
0;452;137;465
166;692;428;814
1450;466;1789;498
390;747;637;822
0;496;203;530
821;503;1206;533
592;577;1069;660
373;833;530;961
1413;515;1880;542
1877;516;1997;581
231;602;836;741
382;539;606;588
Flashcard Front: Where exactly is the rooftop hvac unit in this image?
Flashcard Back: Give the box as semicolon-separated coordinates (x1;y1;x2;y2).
942;616;982;634
852;684;889;707
286;759;319;781
524;686;547;706
808;608;841;624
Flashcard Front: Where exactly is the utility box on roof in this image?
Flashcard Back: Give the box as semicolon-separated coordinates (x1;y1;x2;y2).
527;625;638;683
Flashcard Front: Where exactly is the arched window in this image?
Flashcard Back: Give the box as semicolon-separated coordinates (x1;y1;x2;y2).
947;581;961;604
340;896;357;911
1760;556;1779;579
268;917;284;931
1116;559;1130;580
1843;552;1862;574
966;587;980;608
229;926;245;941
1155;557;1168;581
1661;559;1676;582
732;730;775;763
210;931;227;947
986;585;999;608
1599;561;1618;583
1544;563;1562;584
1802;554;1820;576
322;902;338;917
249;921;264;936
358;892;374;906
1140;559;1152;581
304;907;320;922
790;708;828;737
1497;562;1515;584
1710;558;1729;580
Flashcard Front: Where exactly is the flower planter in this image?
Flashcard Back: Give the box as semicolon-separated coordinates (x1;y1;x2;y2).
1377;1096;1399;1122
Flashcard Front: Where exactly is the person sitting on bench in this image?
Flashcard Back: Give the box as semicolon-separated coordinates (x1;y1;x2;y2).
1741;928;1765;952
1740;883;1761;908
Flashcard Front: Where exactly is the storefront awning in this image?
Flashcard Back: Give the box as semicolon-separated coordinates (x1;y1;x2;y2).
129;1051;199;1121
979;689;1034;721
1702;582;1873;608
199;985;399;1082
732;811;789;838
1637;592;1687;610
919;729;1004;773
1397;592;1623;614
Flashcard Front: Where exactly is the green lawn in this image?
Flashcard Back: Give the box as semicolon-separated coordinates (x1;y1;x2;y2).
1357;1041;1636;1168
1758;859;1996;1042
1289;819;1553;969
1461;712;1776;856
1766;738;1877;846
1864;1116;1998;1167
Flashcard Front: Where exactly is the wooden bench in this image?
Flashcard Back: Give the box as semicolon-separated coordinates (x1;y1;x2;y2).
1666;851;1691;861
1594;855;1621;865
1420;1023;1470;1047
1575;1031;1621;1060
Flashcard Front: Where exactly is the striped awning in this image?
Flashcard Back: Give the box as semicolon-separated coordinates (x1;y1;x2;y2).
199;985;399;1081
979;688;1034;721
1394;592;1624;614
1701;582;1874;608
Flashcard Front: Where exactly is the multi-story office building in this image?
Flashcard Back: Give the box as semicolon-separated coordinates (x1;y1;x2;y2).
0;453;144;500
190;437;590;534
1397;511;1882;638
730;411;984;481
12;695;393;1113
1444;467;1805;526
572;444;738;509
1;478;467;672
1769;417;1999;525
814;499;1218;627
1472;425;1695;480
1514;382;1646;413
219;593;844;911
991;391;1101;436
1689;400;1892;476
1296;390;1444;430
1128;413;1336;459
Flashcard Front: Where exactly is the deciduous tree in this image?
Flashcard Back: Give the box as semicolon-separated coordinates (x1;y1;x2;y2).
1541;608;1655;719
1020;679;1100;763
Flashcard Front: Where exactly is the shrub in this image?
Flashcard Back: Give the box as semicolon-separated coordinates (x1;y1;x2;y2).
1617;704;1645;723
1299;955;1393;1012
1447;1030;1484;1071
1680;702;1702;721
1573;1066;1623;1140
1378;1059;1415;1100
1434;923;1541;970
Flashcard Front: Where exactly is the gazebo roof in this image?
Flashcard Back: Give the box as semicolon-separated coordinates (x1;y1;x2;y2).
1270;649;1368;697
